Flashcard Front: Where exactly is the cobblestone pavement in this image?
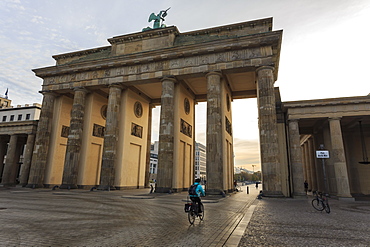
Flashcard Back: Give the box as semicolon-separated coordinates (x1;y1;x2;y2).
0;185;259;247
239;195;370;247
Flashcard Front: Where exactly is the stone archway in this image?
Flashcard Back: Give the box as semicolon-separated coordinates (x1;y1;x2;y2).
27;17;284;196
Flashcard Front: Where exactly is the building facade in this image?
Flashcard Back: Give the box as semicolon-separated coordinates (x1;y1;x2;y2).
282;95;370;198
195;142;206;181
149;141;159;181
0;98;41;186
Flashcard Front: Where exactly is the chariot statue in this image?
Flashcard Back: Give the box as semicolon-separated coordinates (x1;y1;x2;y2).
142;7;170;31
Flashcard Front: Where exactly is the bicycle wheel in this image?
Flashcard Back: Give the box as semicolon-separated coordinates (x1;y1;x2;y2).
199;204;204;221
188;210;195;224
311;198;324;211
324;203;330;213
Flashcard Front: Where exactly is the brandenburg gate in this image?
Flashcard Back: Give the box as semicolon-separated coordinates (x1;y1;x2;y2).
27;17;284;196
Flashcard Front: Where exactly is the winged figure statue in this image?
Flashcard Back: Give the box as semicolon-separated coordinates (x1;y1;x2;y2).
142;8;170;31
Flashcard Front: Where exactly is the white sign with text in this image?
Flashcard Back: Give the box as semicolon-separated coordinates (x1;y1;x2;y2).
316;150;329;158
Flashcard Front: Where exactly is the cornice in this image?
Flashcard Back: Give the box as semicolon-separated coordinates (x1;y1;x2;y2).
52;46;111;61
180;17;273;36
283;96;370;109
33;30;282;78
108;26;180;44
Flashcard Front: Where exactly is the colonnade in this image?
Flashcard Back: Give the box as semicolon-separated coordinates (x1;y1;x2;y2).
0;133;36;186
288;117;352;198
19;65;281;195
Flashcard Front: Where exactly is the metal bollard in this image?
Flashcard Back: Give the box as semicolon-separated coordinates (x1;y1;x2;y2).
247;186;249;194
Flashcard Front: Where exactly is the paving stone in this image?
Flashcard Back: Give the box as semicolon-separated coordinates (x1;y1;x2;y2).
0;185;258;246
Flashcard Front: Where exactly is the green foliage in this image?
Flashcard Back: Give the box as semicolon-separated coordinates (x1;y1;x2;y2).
234;171;261;182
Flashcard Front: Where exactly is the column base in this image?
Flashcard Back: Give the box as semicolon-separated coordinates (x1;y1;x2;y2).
25;183;44;189
0;183;16;187
97;185;116;191
59;184;78;190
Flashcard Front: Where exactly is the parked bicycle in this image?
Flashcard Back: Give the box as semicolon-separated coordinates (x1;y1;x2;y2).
184;197;204;224
311;191;330;213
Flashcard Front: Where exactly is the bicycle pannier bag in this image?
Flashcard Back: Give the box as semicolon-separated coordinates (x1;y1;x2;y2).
184;203;192;212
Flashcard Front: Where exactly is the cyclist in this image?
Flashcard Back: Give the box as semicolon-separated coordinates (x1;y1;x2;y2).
189;178;206;215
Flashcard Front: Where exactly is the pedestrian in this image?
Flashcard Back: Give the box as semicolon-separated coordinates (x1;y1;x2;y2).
304;180;308;194
255;182;258;189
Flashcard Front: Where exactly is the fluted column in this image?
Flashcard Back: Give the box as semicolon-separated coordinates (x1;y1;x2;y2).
205;71;224;194
0;136;8;182
60;87;88;189
288;119;305;196
99;84;123;190
256;66;282;196
19;133;36;186
1;135;18;186
156;77;176;193
27;91;56;188
329;117;352;197
304;142;313;191
308;138;317;191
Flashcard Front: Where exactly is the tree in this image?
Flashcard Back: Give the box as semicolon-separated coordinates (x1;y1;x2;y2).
234;171;261;182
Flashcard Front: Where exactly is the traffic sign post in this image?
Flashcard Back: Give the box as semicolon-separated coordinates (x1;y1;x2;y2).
316;147;329;193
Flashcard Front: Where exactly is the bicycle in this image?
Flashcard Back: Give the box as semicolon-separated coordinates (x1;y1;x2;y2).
235;185;242;192
311;191;330;213
184;197;204;224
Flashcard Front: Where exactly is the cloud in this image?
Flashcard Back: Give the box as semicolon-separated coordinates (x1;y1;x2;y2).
31;15;45;24
233;138;261;170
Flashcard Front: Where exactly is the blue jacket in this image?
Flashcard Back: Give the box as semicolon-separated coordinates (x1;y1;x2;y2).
190;182;205;197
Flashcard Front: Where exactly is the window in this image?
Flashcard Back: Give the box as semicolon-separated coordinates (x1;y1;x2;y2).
2;116;6;122
10;115;14;121
26;114;31;120
18;114;22;121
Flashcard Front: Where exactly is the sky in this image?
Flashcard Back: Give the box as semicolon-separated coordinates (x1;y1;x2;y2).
1;0;370;172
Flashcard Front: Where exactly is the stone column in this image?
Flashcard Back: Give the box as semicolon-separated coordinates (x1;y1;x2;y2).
288;119;305;196
144;104;154;188
27;91;56;188
19;133;36;186
304;143;313;191
205;71;224;194
1;134;18;186
0;136;8;182
99;84;123;190
308;138;317;191
156;77;176;193
60;87;88;189
256;66;282;196
328;117;352;197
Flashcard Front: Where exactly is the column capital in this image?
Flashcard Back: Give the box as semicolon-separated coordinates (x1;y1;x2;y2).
160;76;177;83
205;71;222;78
73;87;89;93
288;118;300;123
329;117;342;121
256;66;275;74
108;83;125;90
